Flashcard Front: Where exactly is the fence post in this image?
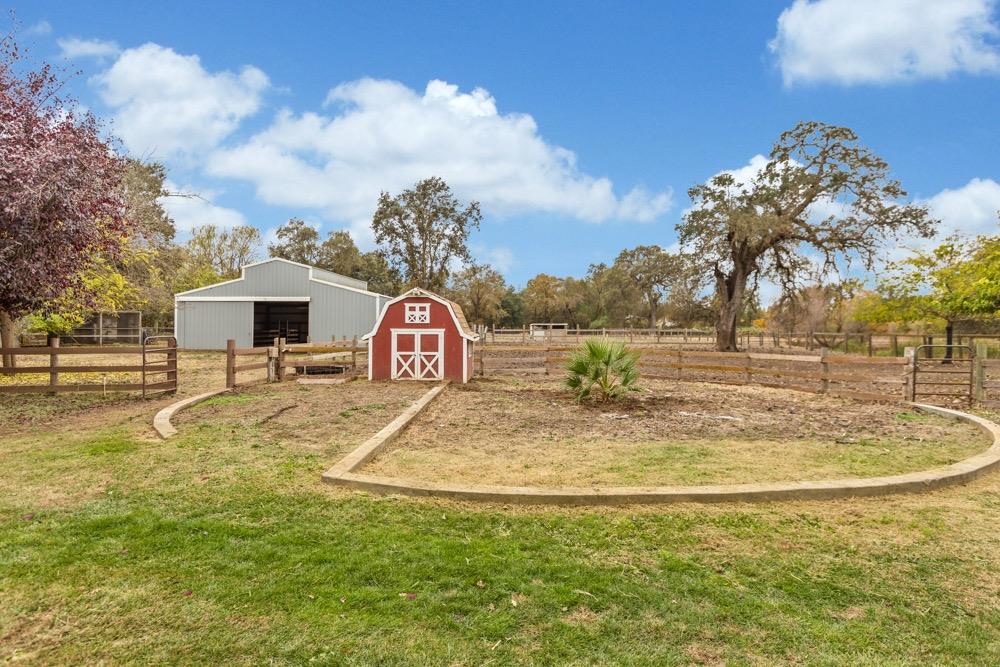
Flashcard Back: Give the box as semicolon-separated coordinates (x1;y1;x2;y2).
351;336;358;371
903;346;916;401
277;337;287;381
925;336;934;358
479;346;485;377
266;347;277;383
226;339;236;388
676;349;683;381
48;335;60;395
743;351;751;385
974;341;987;404
891;334;899;357
167;338;178;394
819;347;829;394
867;334;873;357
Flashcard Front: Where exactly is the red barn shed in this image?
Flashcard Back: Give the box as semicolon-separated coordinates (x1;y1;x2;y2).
363;288;478;383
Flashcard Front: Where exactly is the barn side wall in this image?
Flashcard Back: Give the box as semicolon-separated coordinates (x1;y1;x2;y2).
175;301;253;350
370;298;467;382
308;282;382;342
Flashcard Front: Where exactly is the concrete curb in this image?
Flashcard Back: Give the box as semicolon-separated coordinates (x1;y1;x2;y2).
322;401;1000;505
152;388;232;439
321;382;450;481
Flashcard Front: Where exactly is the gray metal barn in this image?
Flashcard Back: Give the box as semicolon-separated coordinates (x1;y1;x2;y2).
174;258;390;350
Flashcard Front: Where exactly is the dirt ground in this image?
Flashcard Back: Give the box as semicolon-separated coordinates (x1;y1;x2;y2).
171;378;430;462
363;377;990;487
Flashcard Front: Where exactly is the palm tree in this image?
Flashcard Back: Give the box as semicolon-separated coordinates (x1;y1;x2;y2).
565;339;641;402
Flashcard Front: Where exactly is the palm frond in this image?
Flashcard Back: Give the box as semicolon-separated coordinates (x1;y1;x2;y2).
564;338;641;402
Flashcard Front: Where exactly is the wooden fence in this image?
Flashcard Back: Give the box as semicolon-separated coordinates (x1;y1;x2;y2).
226;337;365;388
483;328;1000;358
0;335;177;396
475;344;995;404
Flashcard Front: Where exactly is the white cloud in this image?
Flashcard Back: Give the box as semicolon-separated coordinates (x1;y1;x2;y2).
770;0;1000;85
922;177;1000;237
471;245;515;273
94;43;269;158
207;78;672;228
57;37;120;60
26;21;52;36
160;182;248;233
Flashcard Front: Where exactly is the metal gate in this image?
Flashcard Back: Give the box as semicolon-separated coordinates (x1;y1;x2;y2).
908;344;974;404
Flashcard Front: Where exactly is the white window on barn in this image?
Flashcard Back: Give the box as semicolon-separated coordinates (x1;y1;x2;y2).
405;303;430;323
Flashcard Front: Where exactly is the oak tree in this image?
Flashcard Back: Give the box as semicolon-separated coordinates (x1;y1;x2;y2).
679;121;936;351
449;263;508;327
372;177;481;291
268;218;320;265
614;245;682;329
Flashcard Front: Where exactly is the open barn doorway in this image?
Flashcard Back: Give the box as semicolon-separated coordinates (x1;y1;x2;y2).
253;302;309;346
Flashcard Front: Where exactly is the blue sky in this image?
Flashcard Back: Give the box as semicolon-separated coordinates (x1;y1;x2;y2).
10;0;1000;296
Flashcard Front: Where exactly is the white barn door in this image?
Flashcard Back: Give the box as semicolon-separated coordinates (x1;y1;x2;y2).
391;329;444;380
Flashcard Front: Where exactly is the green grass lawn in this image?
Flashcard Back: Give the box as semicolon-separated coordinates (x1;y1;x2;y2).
2;380;1000;664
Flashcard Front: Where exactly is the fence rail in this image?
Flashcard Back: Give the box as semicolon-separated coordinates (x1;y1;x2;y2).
226;337;366;388
481;328;1000;358
475;344;989;405
0;335;177;396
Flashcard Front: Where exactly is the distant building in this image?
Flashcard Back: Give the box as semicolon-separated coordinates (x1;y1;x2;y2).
174;258;391;350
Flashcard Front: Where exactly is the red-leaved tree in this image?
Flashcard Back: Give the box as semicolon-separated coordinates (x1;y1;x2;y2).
1;33;131;370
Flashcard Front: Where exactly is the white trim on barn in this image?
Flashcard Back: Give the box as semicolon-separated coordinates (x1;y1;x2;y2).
367;336;373;380
362;288;478;341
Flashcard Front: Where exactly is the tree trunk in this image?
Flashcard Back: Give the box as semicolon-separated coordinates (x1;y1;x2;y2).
714;264;747;352
648;294;659;330
0;309;17;376
715;297;741;351
944;321;954;362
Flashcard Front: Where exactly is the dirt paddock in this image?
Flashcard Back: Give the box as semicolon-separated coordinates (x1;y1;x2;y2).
363;377;990;487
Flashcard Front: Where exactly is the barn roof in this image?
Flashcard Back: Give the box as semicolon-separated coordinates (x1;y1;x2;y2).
441;296;476;338
362;288;479;341
174;257;387;299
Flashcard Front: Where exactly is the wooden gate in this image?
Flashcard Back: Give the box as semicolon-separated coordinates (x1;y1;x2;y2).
906;345;974;404
0;335;177;395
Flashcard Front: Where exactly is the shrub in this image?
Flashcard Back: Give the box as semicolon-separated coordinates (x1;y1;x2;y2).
565;339;641;402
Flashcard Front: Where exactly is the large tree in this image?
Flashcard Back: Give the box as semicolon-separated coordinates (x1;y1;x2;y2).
522;273;561;322
268;218;320;265
371;177;481;290
449;264;508;327
187;224;262;279
1;34;132;367
581;263;643;328
614;245;682;328
317;230;362;276
679;121;936;351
